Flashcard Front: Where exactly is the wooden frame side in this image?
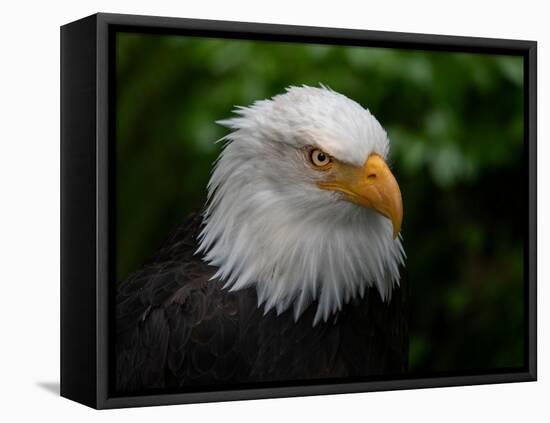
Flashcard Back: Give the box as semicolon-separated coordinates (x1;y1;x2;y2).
60;14;99;409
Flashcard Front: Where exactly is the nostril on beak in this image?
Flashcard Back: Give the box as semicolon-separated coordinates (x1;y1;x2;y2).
367;173;377;180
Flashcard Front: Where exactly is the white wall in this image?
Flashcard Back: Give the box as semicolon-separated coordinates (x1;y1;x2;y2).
1;0;547;421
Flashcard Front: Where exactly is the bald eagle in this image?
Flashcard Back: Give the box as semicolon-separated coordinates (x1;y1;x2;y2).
116;86;407;392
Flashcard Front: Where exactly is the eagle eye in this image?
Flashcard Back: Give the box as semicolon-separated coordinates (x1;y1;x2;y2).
309;149;332;168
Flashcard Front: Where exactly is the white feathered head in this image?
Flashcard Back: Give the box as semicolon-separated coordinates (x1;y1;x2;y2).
197;85;405;325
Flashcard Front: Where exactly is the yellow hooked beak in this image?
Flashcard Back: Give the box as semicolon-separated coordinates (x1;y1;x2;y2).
318;154;403;238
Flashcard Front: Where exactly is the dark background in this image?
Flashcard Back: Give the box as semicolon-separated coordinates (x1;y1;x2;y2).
115;32;525;374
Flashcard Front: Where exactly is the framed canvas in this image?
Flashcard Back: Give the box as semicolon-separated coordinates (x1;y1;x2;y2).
60;13;537;409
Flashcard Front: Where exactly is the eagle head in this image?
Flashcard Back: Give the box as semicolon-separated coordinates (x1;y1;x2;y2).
197;85;405;325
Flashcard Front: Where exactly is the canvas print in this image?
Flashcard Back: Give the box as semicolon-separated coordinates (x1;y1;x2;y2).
113;32;525;394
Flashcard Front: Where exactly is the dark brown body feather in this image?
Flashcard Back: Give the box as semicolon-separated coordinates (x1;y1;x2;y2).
116;214;408;393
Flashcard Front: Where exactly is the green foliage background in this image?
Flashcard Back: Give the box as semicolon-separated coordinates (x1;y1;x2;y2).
116;32;525;374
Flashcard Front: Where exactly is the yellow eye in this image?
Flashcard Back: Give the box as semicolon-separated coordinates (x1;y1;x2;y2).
310;149;332;168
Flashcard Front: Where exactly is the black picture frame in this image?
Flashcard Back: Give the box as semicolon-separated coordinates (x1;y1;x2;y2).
60;12;537;409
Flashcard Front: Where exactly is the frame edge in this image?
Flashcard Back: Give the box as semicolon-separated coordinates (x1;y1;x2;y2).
60;14;99;409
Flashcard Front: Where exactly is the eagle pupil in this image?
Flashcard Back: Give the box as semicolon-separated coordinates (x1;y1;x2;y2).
318;152;326;162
